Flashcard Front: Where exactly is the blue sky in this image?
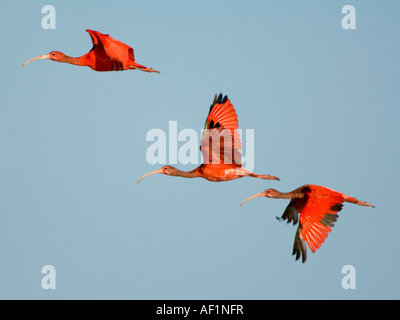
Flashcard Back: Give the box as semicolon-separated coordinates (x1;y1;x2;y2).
1;0;399;299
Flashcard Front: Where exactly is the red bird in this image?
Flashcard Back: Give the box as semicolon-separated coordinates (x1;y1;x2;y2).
240;184;374;263
137;93;279;183
22;29;160;73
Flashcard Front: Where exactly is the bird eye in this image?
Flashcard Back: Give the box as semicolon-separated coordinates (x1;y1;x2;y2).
52;53;55;56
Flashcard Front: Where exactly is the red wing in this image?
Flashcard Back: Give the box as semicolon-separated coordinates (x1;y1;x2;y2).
201;126;242;166
280;185;345;263
203;94;241;149
86;29;135;70
200;94;242;166
299;192;344;254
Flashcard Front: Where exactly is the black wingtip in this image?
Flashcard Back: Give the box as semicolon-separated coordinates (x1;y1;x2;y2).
292;249;307;263
211;93;228;107
330;204;343;212
209;93;229;114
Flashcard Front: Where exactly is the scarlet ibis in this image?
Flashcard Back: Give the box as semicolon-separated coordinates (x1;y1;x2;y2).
137;93;279;183
240;184;374;263
22;29;160;73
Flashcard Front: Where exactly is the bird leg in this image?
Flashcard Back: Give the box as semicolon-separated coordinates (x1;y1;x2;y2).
256;174;280;181
142;67;160;74
130;65;160;74
343;195;375;207
238;169;280;181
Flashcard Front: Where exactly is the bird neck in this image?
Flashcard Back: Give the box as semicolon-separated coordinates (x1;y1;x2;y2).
279;186;308;199
275;188;308;199
59;54;85;66
173;168;199;178
271;191;291;199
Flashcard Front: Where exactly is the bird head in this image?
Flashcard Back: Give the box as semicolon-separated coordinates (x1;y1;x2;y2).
47;51;68;62
137;165;178;183
264;188;279;198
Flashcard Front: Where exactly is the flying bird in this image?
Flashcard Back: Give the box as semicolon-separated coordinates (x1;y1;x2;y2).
137;93;279;183
240;184;374;263
22;29;160;73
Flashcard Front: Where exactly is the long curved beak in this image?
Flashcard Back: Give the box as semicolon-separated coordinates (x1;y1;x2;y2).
239;192;265;207
137;168;163;183
22;54;51;67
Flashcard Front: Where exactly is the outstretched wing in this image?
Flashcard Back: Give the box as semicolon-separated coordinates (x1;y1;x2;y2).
200;94;242;166
280;185;344;263
86;29;136;71
299;195;343;252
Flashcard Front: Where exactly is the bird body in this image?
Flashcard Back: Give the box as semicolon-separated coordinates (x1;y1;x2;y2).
22;29;160;73
194;165;275;182
240;184;374;263
137;94;279;183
